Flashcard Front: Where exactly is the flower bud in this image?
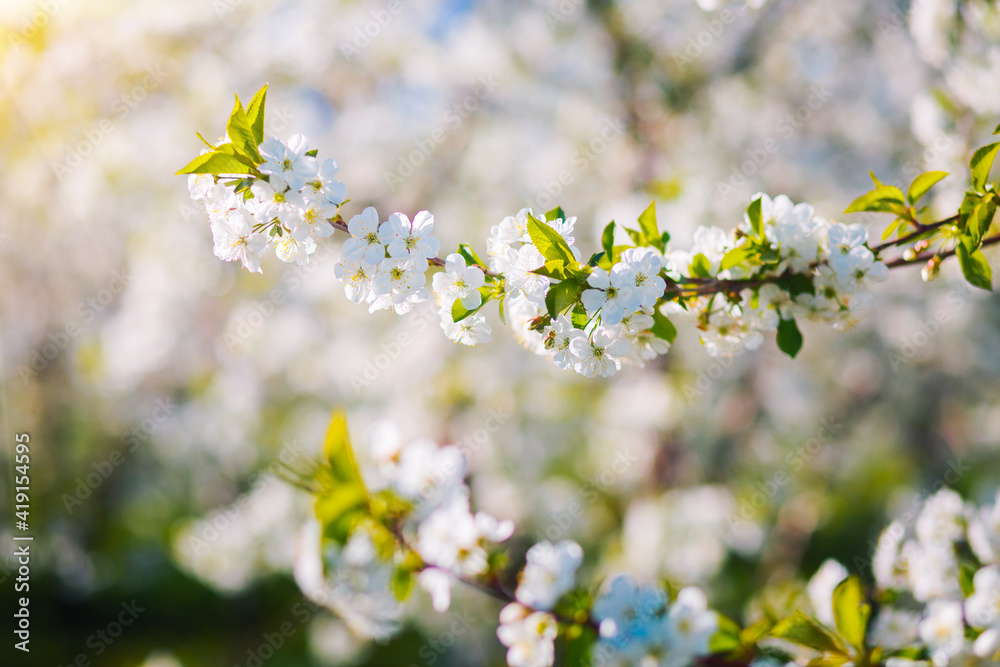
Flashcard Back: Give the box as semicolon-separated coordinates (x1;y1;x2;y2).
921;256;940;282
528;316;550;332
903;248;918;262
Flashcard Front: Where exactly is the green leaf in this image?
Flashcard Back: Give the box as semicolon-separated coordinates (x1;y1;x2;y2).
637;201;661;250
994;121;1000;135
843;185;906;215
245;84;268;146
709;615;742;654
689;253;712;278
959;562;977;598
721;245;754;271
739;619;773;647
315;487;368;546
571;304;588;328
770;611;845;655
956;243;993;291
533;260;570;280
907;171;948;205
602;221;616;258
562;625;596;667
176;150;255;176
776;317;803;358
451;289;491;322
970;142;1000;193
545;279;583;318
747;196;764;239
968;197;997;247
527;214;575;263
195;131;218;150
832;576;870;651
458;243;488;269
545;206;566;222
391;567;414;601
880;218;905;241
324;410;365;487
227;94;262;163
624;227;644;247
587;252;605;267
651;309;677;343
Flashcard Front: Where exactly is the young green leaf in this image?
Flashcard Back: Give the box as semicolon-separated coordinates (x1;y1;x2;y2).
956;243;993;291
545;206;566;222
458;243;488;269
770;611;845;655
391;567;414;601
527;214;575;263
226;94;262;164
708;615;742;654
451;288;492;322
746;195;764;239
545;278;583;318
637;201;661;249
832;576;870;651
324;410;366;488
689;253;712;278
967;197;997;247
651;309;677;343
602;221;616;258
624;227;644;247
843;185;906;215
776;317;803;358
970;142;1000;193
721;245;754;271
245;84;268;146
907;171;948;205
880;218;905;241
176;151;255;176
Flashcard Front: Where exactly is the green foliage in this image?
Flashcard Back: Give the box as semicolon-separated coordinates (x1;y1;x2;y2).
690;253;712;278
314;410;370;547
245;84;268;145
458;243;488;269
545;278;585;318
776;317;803;358
451;288;493;322
637;201;666;252
832;576;869;652
176;151;255;176
956;242;993;291
546;206;567;222
226;94;262;163
651;309;678;343
602;221;616;258
970;141;1000;193
844;184;907;216
770;611;846;656
906;171;948;205
746;195;764;240
528;214;576;263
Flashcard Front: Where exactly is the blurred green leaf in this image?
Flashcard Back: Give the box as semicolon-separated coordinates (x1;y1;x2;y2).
528;214;575;263
832;576;869;651
770;611;845;655
245;84;268;146
970;142;1000;193
776;317;803;358
907;171;948;205
957;243;993;291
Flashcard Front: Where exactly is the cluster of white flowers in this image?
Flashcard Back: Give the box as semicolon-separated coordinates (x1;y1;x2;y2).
665;194;889;356
432;253;492;345
591;575;718;667
189;134;346;272
335;207;440;314
869;488;1000;665
486;209;671;377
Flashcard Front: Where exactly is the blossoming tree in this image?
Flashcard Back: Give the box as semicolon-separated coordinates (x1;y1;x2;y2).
177;86;1000;667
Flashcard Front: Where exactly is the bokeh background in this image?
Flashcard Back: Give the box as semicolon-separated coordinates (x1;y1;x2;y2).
2;0;1000;665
